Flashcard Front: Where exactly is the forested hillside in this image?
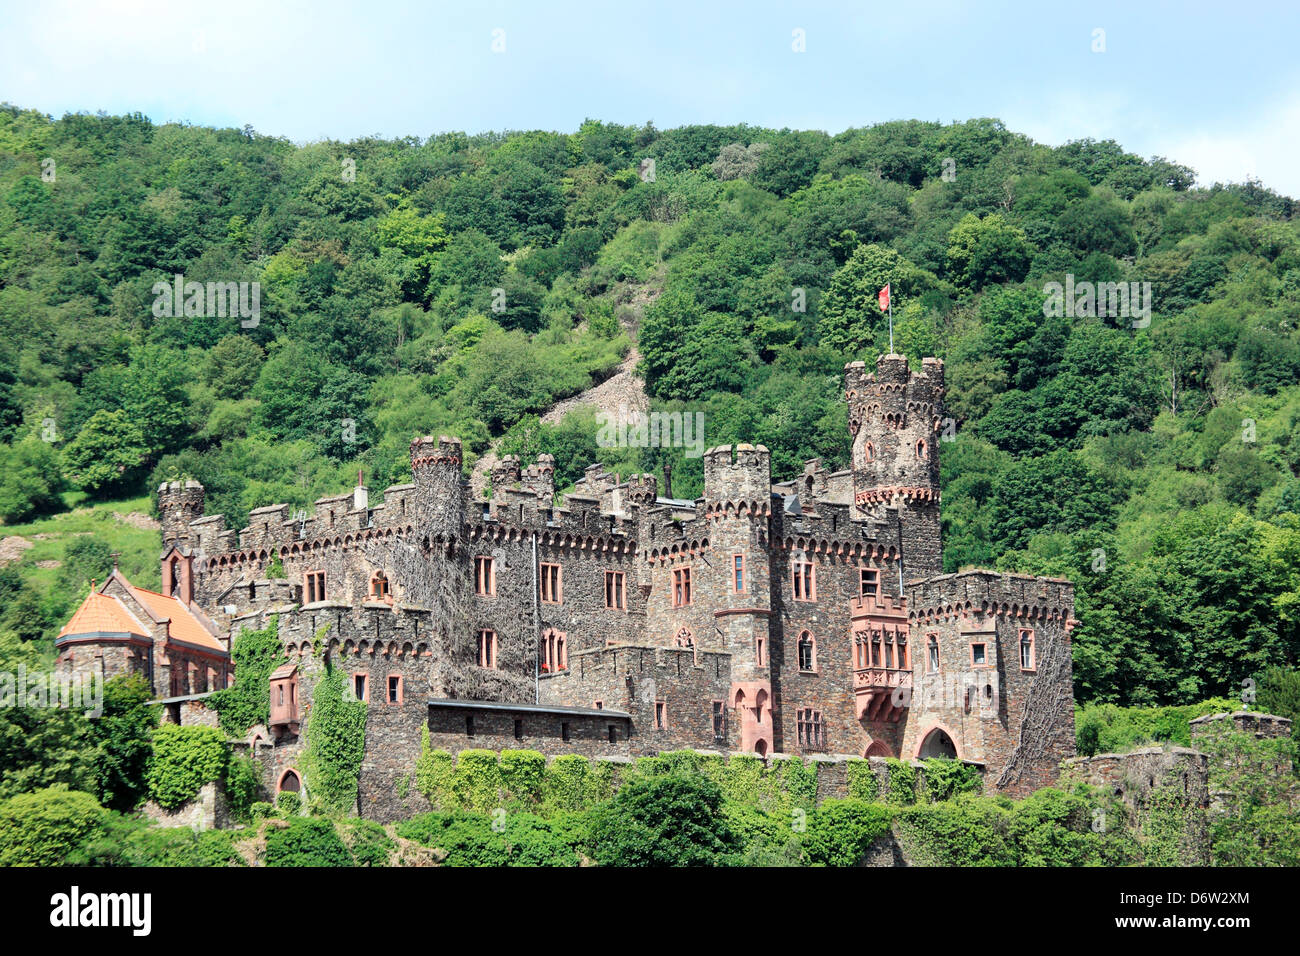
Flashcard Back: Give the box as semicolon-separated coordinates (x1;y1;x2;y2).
2;105;1299;709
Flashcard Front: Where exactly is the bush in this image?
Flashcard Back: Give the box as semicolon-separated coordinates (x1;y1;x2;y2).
341;819;393;866
921;758;982;802
803;799;894;866
0;787;107;866
224;754;263;823
894;797;1014;866
276;790;301;816
264;818;353;867
395;811;509;867
585;773;738;867
145;725;227;810
250;801;275;819
498;750;546;808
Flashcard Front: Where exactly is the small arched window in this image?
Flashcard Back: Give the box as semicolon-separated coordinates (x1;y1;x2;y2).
916;439;928;459
864;442;875;463
369;571;391;602
278;769;301;793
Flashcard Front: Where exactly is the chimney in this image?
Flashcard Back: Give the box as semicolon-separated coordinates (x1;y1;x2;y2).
353;468;368;512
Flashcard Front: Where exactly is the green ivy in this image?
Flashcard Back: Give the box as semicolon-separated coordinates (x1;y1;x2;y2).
846;759;880;801
921;758;982;802
884;758;917;805
804;799;894;866
300;663;366;815
452;749;503;813
499;750;547;808
208;615;285;736
146;725;227;810
223;753;263;823
414;730;455;808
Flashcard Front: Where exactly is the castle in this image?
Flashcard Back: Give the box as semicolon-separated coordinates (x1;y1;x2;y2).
56;353;1079;819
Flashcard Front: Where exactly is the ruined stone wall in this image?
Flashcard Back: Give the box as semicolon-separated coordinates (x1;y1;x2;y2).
1060;746;1210;865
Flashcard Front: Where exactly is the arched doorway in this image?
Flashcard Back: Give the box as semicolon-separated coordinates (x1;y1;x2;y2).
917;727;958;759
277;768;302;793
864;739;892;758
755;739;768;757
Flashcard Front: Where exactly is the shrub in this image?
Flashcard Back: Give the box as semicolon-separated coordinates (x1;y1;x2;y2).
803;799;893;866
921;758;982;802
0;787;107;866
224;754;263;823
498;750;546;808
452;750;502;813
146;725;227;810
395;811;509;867
264;818;353;867
585;773;738;867
341;819;393;866
500;813;580;866
276;790;302;816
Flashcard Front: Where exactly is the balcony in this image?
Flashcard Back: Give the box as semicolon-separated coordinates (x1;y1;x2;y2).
854;666;912;722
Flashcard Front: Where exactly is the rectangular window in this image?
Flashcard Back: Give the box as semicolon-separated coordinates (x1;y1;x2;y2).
792;560;815;601
797;709;824;750
604;571;626;610
1019;628;1036;670
654;700;666;730
540;563;562;604
466;714;475;737
971;642;988;667
477;629;497;669
733;554;745;593
305;570;326;603
514;719;523;740
352;673;367;701
860;568;879;600
672;567;692;607
712;700;725;742
608;725;617;744
474;556;495;596
756;637;765;667
387;675;401;704
561;722;571;742
594;700;603;710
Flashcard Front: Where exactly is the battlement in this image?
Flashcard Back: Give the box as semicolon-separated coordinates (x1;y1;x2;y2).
158;479;206;546
906;570;1075;625
410;435;462;471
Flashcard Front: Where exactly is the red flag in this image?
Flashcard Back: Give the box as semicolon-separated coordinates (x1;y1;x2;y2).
878;283;890;313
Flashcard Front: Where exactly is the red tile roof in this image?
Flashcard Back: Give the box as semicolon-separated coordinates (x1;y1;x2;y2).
57;591;149;640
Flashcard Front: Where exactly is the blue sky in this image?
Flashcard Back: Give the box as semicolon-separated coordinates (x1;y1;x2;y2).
3;0;1299;196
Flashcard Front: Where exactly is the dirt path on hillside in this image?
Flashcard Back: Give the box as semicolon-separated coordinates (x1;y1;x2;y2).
469;285;656;497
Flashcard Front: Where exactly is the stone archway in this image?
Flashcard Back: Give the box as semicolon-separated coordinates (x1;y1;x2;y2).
917;726;958;759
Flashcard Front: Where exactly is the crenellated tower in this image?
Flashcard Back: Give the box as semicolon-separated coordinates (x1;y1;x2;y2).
410;435;466;546
845;355;944;577
158;479;205;550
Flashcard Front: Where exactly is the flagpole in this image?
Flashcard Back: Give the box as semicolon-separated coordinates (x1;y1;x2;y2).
888;283;894;354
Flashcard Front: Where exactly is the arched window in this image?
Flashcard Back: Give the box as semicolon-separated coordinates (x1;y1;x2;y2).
864;442;875;463
927;634;940;672
1019;628;1035;670
797;631;816;671
278;769;302;793
916;438;928;459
